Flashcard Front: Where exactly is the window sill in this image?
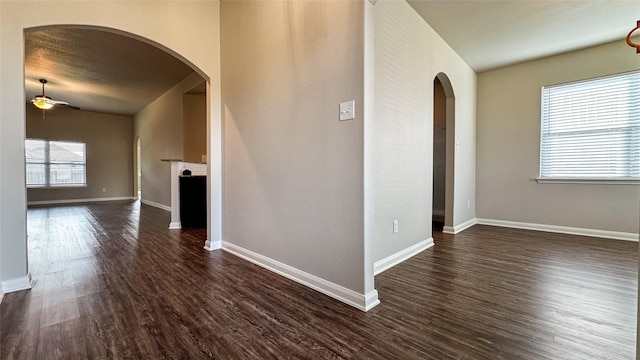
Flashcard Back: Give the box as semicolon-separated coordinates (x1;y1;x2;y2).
27;185;88;189
536;178;640;185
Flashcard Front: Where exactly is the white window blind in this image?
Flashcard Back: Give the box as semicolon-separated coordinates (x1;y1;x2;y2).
540;71;640;180
26;139;87;187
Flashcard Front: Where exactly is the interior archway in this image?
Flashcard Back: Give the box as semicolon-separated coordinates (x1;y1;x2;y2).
433;72;455;232
23;23;212;229
0;2;222;295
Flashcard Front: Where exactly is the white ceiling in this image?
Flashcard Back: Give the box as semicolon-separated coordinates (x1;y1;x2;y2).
25;28;201;116
407;0;640;72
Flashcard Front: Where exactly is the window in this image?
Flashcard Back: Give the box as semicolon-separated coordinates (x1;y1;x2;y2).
539;71;640;182
26;139;86;187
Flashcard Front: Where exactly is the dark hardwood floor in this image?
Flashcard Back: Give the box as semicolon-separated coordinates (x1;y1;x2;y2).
1;201;637;359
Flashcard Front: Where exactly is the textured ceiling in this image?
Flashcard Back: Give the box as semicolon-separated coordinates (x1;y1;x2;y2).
407;0;640;72
25;28;199;116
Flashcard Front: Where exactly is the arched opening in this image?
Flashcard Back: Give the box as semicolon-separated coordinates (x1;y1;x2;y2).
433;72;455;233
22;25;217;281
432;77;446;230
0;2;222;298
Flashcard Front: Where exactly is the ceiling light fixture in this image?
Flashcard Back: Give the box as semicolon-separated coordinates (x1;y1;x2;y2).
32;79;55;110
30;78;78;118
627;20;640;53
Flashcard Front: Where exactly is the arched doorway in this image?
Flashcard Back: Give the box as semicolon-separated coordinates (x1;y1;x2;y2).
433;72;455;233
23;24;212;223
0;8;222;292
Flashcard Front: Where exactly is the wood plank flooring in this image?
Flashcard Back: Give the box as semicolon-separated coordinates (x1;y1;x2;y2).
1;201;637;359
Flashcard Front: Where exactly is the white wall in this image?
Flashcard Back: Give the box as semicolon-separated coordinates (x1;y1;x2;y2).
221;0;371;304
134;72;204;208
373;0;477;263
0;0;221;289
477;40;640;236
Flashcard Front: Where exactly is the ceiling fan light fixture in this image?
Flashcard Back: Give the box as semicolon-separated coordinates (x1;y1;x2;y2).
32;96;54;110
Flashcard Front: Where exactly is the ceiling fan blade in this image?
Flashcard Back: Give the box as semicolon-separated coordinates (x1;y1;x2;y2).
51;100;69;105
56;103;80;110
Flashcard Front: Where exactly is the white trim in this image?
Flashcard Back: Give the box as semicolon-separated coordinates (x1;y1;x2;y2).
2;273;33;293
363;290;380;311
476;218;639;242
27;196;135;206
168;222;182;230
443;218;477;234
536;178;640;185
203;239;222;251
0;284;4;304
222;242;380;312
374;238;434;275
140;199;171;212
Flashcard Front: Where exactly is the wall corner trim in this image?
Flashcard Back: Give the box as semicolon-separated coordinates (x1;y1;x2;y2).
374;238;434;275
476;218;639;242
2;273;33;293
222;242;379;312
443;218;477;234
0;285;4;305
364;289;380;311
204;240;222;251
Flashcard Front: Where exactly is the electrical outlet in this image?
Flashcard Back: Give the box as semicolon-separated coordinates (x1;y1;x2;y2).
393;220;398;233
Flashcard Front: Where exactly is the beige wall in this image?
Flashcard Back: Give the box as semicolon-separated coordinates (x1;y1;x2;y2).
26;106;133;203
134;72;204;208
0;0;221;287
183;93;206;163
221;1;366;293
373;0;477;262
477;40;640;234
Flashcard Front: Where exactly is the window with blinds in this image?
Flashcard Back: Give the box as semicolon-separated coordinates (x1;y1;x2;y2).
26;139;87;187
540;70;640;181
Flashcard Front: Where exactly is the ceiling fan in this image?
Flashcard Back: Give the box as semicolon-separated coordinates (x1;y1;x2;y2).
31;78;79;117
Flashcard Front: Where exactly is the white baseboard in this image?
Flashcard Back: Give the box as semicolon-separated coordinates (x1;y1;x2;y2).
168;222;182;230
222;242;380;312
374;238;434;275
141;199;171;212
0;284;4;304
443;218;477;234
204;239;222;251
27;196;135;206
476;218;639;242
2;273;33;293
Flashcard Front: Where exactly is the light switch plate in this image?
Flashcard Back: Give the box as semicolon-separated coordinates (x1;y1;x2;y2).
339;100;355;121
